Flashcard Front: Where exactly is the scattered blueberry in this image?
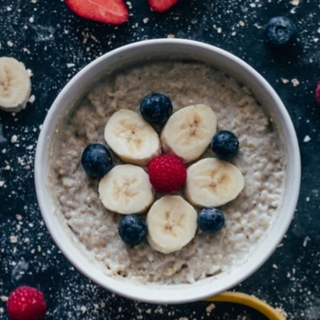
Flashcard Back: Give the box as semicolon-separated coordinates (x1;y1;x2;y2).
81;143;113;178
197;207;225;234
140;93;173;124
265;16;297;47
210;130;239;160
118;215;148;246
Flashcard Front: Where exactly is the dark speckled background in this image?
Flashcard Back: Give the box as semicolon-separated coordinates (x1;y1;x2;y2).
1;0;320;319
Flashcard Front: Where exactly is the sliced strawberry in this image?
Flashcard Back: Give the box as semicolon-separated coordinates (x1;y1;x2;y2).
65;0;129;25
148;0;179;12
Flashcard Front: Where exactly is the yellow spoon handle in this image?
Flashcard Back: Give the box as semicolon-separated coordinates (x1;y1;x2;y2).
204;291;286;320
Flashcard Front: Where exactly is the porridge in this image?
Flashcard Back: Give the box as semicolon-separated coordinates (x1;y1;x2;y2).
51;60;285;285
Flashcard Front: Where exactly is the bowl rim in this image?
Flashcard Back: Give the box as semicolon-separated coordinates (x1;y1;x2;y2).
35;38;301;304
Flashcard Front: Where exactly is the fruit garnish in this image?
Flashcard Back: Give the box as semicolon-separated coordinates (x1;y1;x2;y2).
7;286;46;320
316;82;320;106
148;154;186;193
197;207;225;234
99;164;154;214
265;16;297;47
65;0;129;25
210;130;239;161
146;195;197;254
81;143;113;178
185;158;244;208
104;109;161;166
161;104;217;163
147;0;179;12
140;93;173;124
118;214;148;246
0;57;31;113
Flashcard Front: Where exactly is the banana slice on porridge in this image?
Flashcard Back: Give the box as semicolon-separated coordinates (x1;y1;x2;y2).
147;195;197;254
104;109;161;165
161;104;217;163
99;164;154;214
185;158;245;207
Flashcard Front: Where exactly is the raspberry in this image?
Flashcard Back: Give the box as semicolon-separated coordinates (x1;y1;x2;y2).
316;82;320;106
7;286;46;320
148;154;186;192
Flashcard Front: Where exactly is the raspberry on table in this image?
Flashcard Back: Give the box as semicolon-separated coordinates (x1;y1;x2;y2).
7;286;46;320
148;154;187;193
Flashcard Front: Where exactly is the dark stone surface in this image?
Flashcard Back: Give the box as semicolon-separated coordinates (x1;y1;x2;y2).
0;0;319;319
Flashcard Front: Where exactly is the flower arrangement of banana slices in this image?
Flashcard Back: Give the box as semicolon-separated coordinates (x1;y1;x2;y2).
81;93;245;254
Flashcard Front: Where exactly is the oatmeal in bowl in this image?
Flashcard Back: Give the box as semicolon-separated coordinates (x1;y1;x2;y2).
35;39;300;303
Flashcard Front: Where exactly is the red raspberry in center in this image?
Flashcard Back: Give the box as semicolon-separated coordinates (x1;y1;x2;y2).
148;154;187;192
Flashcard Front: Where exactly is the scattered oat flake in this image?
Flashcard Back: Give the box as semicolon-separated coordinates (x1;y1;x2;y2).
0;181;5;187
291;78;299;86
239;20;245;27
143;17;149;24
167;34;175;38
281;78;290;84
28;95;35;103
16;214;22;221
303;135;311;143
272;264;278;269
217;27;222;33
0;296;8;303
10;235;18;243
80;306;87;314
11;135;18;143
291;0;299;5
206;303;216;313
66;63;75;68
7;40;13;47
303;236;310;247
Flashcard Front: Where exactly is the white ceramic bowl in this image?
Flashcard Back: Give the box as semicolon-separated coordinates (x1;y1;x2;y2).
35;39;301;304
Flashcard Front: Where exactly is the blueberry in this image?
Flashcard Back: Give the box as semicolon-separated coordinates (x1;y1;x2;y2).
81;144;113;178
118;215;148;246
140;93;173;124
210;130;239;160
197;207;225;234
265;16;297;47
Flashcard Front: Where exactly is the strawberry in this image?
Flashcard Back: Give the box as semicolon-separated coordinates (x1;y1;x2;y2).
7;286;47;320
316;82;320;106
148;154;186;192
65;0;129;25
147;0;179;12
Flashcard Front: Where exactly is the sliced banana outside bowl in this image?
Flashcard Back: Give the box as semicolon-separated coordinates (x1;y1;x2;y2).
185;158;245;207
161;104;217;163
98;164;154;214
0;57;31;112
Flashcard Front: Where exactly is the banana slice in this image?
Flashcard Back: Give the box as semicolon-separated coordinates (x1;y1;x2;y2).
98;164;154;214
161;104;217;163
0;57;31;112
104;109;161;165
185;158;244;207
147;195;197;254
